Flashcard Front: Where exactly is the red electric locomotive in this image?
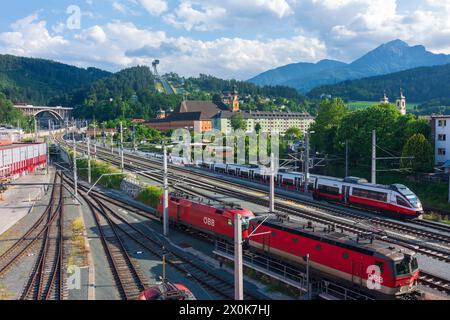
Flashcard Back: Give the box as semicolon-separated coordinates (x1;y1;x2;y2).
156;193;255;241
248;217;420;298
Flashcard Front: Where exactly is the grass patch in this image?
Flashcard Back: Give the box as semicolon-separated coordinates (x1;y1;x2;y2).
0;283;14;300
68;217;88;267
423;212;450;225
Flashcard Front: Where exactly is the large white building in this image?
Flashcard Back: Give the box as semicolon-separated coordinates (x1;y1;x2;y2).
432;115;450;165
212;110;315;135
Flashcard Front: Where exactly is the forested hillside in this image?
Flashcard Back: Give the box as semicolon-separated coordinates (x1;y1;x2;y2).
0;54;110;104
308;63;450;103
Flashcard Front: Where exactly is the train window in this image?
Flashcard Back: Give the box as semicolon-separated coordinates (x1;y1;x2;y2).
342;252;349;260
396;196;411;208
315;244;321;251
353;188;387;202
317;185;340;195
375;261;384;273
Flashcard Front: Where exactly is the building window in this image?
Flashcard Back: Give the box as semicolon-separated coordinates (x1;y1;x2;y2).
438;148;446;156
438;134;447;141
438;120;447;127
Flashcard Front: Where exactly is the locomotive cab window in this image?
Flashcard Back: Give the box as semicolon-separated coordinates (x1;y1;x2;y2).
396;196;411;208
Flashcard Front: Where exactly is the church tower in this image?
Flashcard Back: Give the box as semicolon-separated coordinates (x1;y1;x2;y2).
396;89;406;115
380;91;389;105
230;85;240;112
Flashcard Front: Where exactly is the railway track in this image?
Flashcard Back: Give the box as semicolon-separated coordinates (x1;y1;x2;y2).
419;271;450;296
20;172;65;300
63;174;260;300
69;175;449;301
82;193;148;300
0;172;66;300
60;140;450;264
71;141;450;241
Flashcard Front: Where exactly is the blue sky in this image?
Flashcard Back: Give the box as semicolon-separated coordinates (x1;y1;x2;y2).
1;0;449;79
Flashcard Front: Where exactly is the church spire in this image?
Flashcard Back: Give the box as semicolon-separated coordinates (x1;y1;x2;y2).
396;88;406;115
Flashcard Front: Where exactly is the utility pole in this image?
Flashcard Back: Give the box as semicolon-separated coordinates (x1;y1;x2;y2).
34;118;38;143
345;139;349;177
93;122;97;159
371;130;376;184
305;254;310;300
47;119;51;175
269;152;275;213
87;137;92;184
73;135;78;204
304;132;310;193
120;121;124;172
133;124;136;151
110;133;114;155
163;143;169;237
448;170;450;204
17;119;21;142
234;213;243;300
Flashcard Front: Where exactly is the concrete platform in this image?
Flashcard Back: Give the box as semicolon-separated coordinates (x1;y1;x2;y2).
0;170;53;236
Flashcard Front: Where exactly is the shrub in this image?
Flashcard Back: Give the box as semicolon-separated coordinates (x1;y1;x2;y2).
137;185;163;208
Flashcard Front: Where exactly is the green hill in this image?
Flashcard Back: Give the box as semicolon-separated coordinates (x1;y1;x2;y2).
308;63;450;104
0;54;110;105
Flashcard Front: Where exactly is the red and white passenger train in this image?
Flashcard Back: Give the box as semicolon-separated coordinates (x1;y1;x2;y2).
155;192;419;298
194;162;423;218
0;143;47;181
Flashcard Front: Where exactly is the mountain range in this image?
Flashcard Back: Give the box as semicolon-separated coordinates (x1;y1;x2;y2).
248;40;450;93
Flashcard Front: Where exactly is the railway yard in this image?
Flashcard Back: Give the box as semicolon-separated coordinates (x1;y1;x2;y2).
0;134;450;301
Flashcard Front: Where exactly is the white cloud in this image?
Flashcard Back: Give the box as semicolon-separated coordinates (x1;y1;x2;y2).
0;14;68;57
0;15;325;79
163;0;292;31
288;0;450;61
163;1;227;31
113;1;128;13
76;25;107;44
138;0;168;16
